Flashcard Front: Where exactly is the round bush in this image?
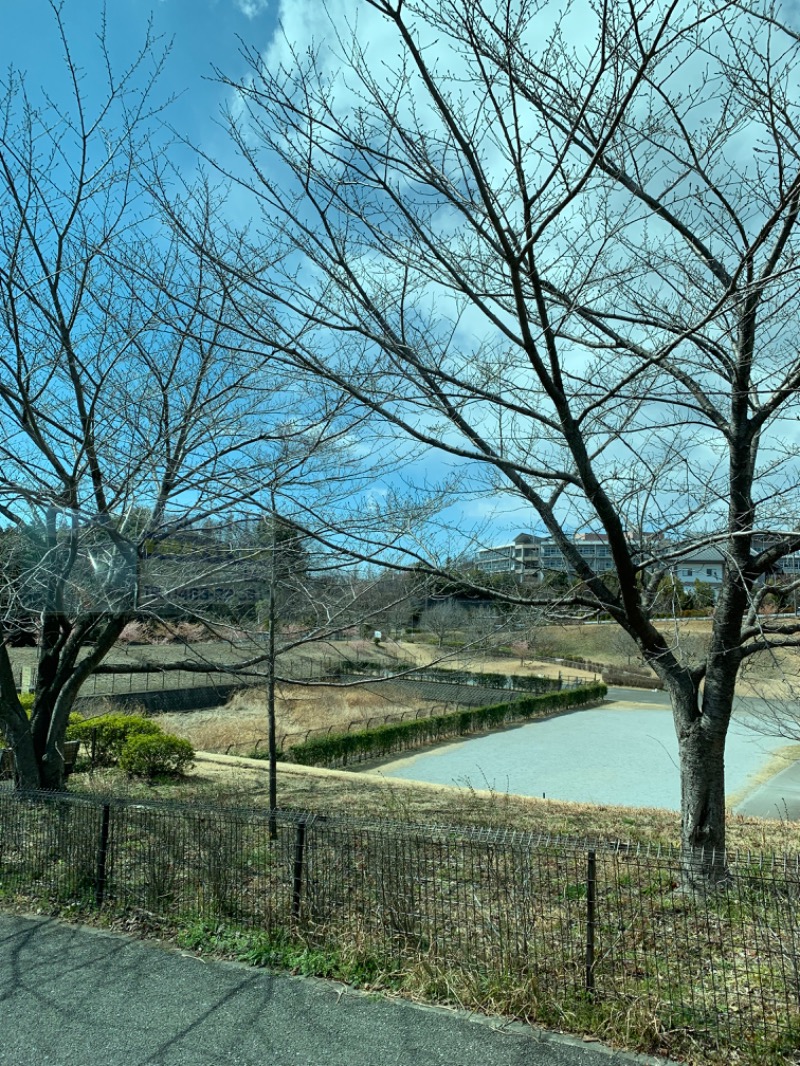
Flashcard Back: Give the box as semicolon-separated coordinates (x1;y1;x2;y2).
119;734;195;779
66;713;162;767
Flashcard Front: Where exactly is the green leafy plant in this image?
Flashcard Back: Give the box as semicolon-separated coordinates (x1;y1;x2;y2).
118;733;195;779
66;713;162;767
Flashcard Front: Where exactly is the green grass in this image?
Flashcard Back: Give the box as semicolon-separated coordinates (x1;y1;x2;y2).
175;920;387;986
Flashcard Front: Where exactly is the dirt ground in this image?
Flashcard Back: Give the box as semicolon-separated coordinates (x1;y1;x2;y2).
154;682;430;754
386;641;599;679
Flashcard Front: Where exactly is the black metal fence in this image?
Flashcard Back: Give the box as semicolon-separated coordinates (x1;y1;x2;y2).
19;650;589;701
242;676;591;756
16;654;332;699
1;788;799;1057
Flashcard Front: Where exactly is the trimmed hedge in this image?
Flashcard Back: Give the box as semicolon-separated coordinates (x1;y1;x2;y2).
66;713;163;767
283;682;607;768
118;733;195;779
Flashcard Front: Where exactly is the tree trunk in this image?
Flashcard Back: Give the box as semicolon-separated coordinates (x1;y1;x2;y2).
678;718;729;889
267;506;278;840
6;728;41;790
267;598;277;841
659;668;731;891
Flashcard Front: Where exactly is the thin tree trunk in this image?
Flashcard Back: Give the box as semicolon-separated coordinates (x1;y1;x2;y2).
267;512;278;840
267;601;277;839
0;646;41;790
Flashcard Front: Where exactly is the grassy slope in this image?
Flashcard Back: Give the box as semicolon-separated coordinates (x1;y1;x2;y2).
74;754;800;858
534;619;800;695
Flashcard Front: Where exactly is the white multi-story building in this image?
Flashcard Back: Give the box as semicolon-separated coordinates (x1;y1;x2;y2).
471;531;616;581
472;533;544;578
471;531;800;596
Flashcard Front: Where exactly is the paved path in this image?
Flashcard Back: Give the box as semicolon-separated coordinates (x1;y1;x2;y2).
734;759;800;819
0;914;674;1066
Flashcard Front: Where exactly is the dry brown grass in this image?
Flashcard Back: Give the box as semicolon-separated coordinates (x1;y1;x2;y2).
148;644;585;755
82;752;800;858
152;681;432;754
534;620;800;696
392;641;598;679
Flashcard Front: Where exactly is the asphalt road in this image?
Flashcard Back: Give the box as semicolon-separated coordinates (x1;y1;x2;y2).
0;914;674;1066
735;758;800;819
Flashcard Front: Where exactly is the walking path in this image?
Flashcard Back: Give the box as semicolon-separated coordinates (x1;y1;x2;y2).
0;914;675;1066
735;759;800;819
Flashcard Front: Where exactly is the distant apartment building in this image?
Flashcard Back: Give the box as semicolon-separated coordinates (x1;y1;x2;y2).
472;533;543;577
471;531;615;581
471;531;799;596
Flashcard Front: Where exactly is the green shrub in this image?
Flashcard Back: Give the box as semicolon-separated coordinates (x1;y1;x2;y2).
16;694;85;723
119;734;195;779
66;713;162;767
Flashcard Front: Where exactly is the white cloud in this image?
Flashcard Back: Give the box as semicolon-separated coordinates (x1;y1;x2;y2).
235;0;269;18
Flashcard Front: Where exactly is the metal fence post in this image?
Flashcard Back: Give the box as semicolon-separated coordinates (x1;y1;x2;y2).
586;849;596;995
94;802;112;909
291;817;308;920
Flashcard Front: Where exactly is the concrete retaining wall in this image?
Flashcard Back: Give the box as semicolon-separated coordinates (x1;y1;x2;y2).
74;683;240;716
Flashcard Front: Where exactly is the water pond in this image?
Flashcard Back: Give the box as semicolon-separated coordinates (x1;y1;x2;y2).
377;702;790;811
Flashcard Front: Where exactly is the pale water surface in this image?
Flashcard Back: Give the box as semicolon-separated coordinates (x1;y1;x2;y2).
378;706;788;810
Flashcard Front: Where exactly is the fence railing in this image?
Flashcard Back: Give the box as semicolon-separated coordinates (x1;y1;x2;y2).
16;653;335;698
220;675;591;756
0;788;798;1059
17;659;587;701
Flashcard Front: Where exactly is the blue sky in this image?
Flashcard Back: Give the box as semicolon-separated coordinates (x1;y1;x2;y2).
0;1;490;558
2;0;279;164
0;0;509;547
7;0;795;554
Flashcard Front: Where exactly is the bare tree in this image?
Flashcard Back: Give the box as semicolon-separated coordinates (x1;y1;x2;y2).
0;6;376;790
419;599;467;648
0;7;177;788
462;606;504;652
225;489;428;833
202;0;800;884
